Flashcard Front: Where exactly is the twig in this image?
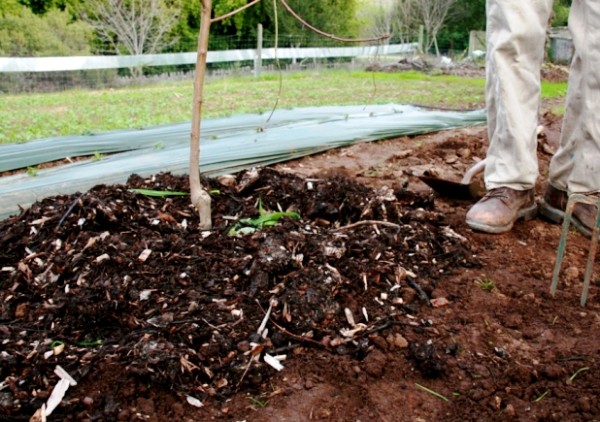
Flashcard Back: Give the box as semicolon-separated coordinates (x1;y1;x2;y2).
407;276;431;306
57;192;85;229
237;356;255;387
265;0;283;124
331;220;401;232
278;0;391;43
256;301;328;349
211;0;262;23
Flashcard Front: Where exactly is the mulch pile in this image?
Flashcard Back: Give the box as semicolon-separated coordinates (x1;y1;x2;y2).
0;168;476;419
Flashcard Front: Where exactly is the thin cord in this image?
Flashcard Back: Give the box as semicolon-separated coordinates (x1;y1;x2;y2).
265;0;283;124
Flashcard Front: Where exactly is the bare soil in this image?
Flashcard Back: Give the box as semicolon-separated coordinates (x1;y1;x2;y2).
2;93;600;422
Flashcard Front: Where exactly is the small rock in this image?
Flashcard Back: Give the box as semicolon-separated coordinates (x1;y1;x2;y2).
431;297;450;308
216;174;236;187
457;148;471;158
364;350;387;378
15;303;28;319
370;335;388;351
578;396;591;412
82;396;94;407
393;334;409;349
445;154;459;164
505;403;516;417
565;266;579;283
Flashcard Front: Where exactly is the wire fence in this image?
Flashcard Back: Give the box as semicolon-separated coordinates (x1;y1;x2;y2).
0;33;426;94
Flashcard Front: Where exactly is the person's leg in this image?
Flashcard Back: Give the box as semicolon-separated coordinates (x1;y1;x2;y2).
466;0;553;233
541;0;600;237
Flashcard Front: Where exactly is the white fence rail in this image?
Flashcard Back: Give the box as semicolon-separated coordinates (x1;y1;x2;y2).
0;43;418;73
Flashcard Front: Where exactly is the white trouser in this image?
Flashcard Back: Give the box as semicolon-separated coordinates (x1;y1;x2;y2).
485;0;600;194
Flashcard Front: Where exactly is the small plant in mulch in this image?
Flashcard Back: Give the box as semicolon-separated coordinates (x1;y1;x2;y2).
228;199;300;236
475;276;495;292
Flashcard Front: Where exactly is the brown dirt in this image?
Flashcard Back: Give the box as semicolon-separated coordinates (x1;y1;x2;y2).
2;106;600;422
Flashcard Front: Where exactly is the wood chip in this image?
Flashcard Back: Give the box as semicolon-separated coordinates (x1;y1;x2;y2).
138;249;152;262
264;353;284;371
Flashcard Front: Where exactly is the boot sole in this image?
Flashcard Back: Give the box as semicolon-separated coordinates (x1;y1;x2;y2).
539;199;595;238
466;203;538;234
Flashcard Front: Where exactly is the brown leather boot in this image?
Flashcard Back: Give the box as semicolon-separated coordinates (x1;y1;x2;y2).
539;184;600;238
466;187;537;233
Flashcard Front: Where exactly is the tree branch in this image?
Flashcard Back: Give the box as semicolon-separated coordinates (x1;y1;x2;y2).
211;0;262;24
278;0;392;43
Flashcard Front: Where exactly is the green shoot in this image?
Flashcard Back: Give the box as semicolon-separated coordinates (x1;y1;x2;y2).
229;199;300;236
568;367;590;382
128;188;189;197
77;339;104;347
92;151;104;161
475;277;495;292
246;395;269;408
49;340;64;349
535;391;548;402
27;166;38;177
415;383;449;402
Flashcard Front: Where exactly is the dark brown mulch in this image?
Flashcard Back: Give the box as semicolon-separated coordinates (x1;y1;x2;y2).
0;168;476;421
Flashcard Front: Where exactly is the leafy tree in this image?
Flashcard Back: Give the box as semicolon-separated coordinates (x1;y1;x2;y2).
17;0;58;14
262;0;360;47
0;7;92;56
552;0;570;27
437;0;485;52
0;0;23;17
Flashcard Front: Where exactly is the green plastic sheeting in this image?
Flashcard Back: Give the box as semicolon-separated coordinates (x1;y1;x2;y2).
0;104;485;221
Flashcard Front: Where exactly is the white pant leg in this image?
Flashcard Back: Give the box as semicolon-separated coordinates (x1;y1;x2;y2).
485;0;553;190
548;0;600;194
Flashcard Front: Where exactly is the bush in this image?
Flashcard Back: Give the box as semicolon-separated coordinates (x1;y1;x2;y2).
0;8;92;56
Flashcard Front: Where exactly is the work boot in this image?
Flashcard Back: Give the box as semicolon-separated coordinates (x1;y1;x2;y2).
466;187;537;233
539;184;600;238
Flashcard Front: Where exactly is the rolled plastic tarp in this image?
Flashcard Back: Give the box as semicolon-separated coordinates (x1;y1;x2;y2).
0;104;485;221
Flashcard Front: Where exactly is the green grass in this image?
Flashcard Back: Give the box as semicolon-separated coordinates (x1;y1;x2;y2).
0;68;567;144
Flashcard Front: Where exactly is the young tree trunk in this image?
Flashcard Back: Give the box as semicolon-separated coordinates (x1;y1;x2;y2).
189;0;213;230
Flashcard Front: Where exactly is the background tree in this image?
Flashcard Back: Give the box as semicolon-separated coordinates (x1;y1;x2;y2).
263;0;360;47
391;0;420;45
356;0;395;43
0;7;92;56
438;0;485;52
81;0;180;59
417;0;456;55
0;0;23;17
552;0;571;26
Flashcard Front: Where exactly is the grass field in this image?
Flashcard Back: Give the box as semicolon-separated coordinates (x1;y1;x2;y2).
0;69;567;144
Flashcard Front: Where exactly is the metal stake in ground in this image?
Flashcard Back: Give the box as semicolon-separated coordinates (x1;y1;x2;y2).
550;193;600;306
